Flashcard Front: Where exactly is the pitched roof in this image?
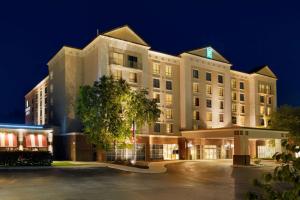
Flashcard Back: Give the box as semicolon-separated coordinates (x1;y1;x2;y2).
185;46;230;64
102;25;149;47
250;65;277;78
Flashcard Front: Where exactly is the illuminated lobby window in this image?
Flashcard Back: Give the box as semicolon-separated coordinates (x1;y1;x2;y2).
153;63;160;75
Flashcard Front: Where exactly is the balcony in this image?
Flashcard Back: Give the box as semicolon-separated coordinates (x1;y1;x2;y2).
109;57;142;71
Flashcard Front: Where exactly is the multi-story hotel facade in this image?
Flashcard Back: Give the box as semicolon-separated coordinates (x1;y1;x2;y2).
25;25;288;164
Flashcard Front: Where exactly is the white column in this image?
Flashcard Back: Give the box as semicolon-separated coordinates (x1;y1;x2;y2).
48;131;53;153
18;131;24;151
275;139;282;153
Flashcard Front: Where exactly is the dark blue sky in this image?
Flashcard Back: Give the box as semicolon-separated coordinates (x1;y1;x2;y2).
0;1;299;123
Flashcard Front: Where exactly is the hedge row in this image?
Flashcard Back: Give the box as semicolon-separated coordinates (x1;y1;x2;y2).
0;151;53;166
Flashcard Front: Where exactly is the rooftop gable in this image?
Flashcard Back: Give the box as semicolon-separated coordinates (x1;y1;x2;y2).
102;25;149;47
252;65;277;79
186;46;230;64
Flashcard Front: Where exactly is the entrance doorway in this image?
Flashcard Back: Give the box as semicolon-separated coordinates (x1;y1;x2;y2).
203;145;217;159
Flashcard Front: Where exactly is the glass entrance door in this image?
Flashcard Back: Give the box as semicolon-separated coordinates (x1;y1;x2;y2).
204;145;217;159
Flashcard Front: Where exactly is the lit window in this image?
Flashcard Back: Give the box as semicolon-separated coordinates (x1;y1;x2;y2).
266;85;271;94
165;94;173;105
239;116;245;126
259;84;265;93
206;112;212;121
260;106;265;115
193;111;200;120
153;63;160;74
26;100;29;108
206;84;212;95
232;92;237;101
206;72;211;81
218;75;223;84
129;73;137;83
267;107;272;116
193;83;199;93
166;124;173;133
240;93;245;102
153;92;160;103
112;70;122;80
50;71;54;80
219;87;224;97
206;99;212;108
193;69;199;79
153;79;160;88
194;97;200;106
219;114;224;122
112;52;124;65
232;103;237;113
240;82;245;90
166;109;172;119
165;65;172;77
220;101;224;109
166;81;172;90
231;79;236;89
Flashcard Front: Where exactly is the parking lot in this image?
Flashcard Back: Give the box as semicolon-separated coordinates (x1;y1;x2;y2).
0;160;274;200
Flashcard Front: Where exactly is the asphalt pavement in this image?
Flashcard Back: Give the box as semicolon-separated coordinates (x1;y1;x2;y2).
0;160;274;200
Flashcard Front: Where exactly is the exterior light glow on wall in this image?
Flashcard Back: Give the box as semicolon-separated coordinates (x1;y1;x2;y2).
207;47;213;59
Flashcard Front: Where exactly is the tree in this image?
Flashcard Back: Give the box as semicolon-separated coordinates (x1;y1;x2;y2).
270;105;300;143
76;76;160;153
247;141;300;200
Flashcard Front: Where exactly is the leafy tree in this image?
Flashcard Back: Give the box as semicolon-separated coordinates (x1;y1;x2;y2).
76;76;160;151
270;105;300;143
247;141;300;200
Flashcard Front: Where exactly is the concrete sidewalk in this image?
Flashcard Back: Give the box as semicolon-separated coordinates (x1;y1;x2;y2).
0;161;183;173
106;160;185;173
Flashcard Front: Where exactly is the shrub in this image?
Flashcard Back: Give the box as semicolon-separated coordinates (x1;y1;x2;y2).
254;159;261;165
0;151;53;166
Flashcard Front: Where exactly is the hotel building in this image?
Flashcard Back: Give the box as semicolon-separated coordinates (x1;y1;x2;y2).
25;25;288;164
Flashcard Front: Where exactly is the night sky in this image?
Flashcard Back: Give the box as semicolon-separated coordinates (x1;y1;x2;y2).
0;1;299;123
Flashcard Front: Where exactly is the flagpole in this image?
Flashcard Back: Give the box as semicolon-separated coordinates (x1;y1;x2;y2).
132;120;136;164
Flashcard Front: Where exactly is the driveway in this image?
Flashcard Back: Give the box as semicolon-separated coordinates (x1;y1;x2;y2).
0;160;274;200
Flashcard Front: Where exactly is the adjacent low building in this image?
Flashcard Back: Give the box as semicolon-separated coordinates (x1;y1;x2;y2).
25;25;288;164
0;123;53;153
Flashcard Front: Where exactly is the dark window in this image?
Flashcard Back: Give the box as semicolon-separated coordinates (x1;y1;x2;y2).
220;101;224;109
240;82;244;90
195;111;200;120
193;69;199;78
206;99;212;108
206;72;211;81
232;116;237;124
195;98;200;106
153;79;160;88
166;81;172;90
268;97;272;104
218;75;223;84
259;118;265;126
127;55;138;68
45;87;48;94
154;123;160;132
240;93;245;101
260;96;265;103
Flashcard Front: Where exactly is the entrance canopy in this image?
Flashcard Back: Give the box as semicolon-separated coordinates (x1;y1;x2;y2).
181;127;289;140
